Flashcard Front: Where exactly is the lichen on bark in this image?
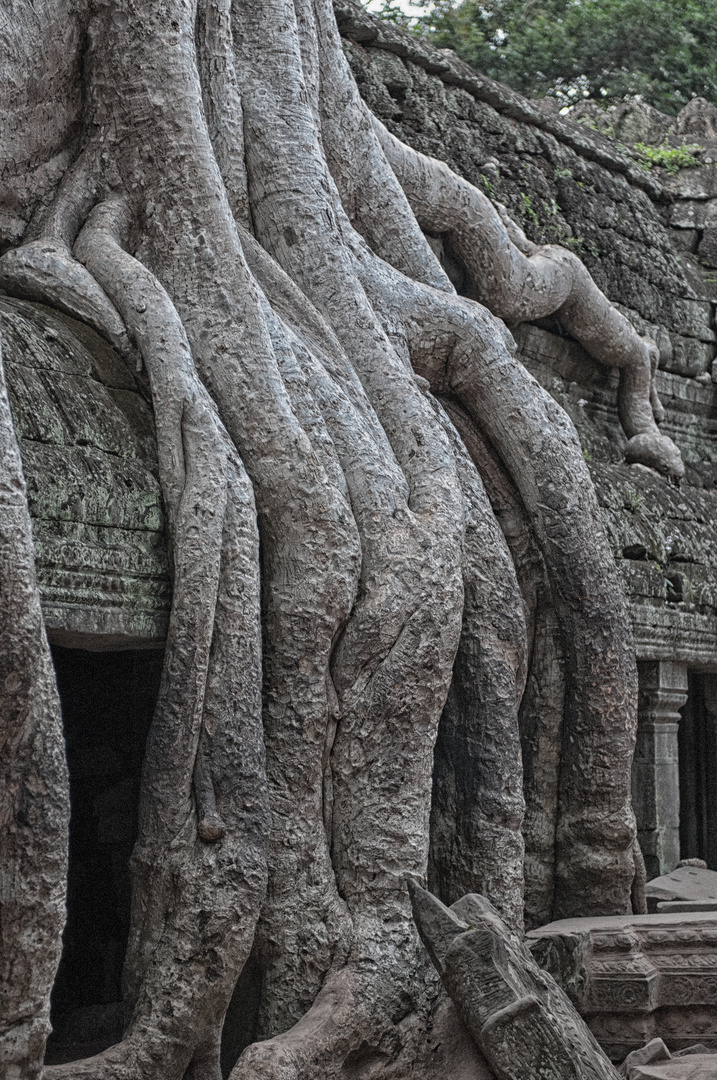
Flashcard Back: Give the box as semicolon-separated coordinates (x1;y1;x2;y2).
0;0;676;1076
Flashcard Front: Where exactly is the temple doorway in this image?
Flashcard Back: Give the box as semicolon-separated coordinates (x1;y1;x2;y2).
679;672;717;870
44;646;163;1065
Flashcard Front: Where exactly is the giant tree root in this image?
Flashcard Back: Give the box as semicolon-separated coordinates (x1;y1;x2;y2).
435;398;568;929
39;199;267;1080
0;334;69;1080
0;0;658;1075
369;118;683;481
356;248;639;918
428;379;528;929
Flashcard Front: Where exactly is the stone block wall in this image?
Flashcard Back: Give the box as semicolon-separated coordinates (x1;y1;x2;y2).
0;295;170;648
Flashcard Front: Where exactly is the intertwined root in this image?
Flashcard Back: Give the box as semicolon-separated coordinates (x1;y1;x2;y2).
368;118;682;481
0;0;650;1075
0;342;69;1080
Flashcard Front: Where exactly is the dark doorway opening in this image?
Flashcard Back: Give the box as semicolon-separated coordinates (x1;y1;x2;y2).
44;646;163;1066
679;672;717;869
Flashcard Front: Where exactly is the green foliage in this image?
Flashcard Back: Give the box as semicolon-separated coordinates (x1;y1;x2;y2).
520;192;539;224
623;486;644;512
633;139;703;171
364;0;416;25
368;0;717;116
560;234;599;256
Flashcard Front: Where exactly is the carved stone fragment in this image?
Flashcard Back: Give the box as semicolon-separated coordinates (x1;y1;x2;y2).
528;912;717;1061
621;1037;717;1080
409;881;620;1079
646;867;717;913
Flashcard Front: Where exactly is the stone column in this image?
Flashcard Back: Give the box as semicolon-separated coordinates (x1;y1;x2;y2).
632;661;689;880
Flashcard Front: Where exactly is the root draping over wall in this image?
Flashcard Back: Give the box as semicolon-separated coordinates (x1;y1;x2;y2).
0;0;680;1076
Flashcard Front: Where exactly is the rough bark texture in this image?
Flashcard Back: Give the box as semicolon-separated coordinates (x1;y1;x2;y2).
0;335;69;1079
0;0;657;1076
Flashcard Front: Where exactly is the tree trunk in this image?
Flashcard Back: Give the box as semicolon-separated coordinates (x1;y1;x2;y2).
0;0;661;1076
0;336;69;1079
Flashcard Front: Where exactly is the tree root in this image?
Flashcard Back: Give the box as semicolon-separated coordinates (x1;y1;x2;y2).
0;239;130;355
0;0;655;1073
310;0;452;294
436;398;567;930
43;199;270;1079
0;149;132;355
232;5;469;1069
0;333;69;1080
357;251;638;918
369;117;683;480
428;404;527;928
196;0;250;228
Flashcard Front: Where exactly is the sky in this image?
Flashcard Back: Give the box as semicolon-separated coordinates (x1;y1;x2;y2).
364;0;433;16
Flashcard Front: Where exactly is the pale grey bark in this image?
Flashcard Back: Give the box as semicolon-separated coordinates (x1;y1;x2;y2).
39;195;270;1080
0;335;69;1080
0;0;649;1075
428;409;527;930
437;399;567;931
372;119;683;480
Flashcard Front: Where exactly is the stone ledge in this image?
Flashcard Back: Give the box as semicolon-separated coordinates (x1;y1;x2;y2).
528;912;717;1061
334;0;667;199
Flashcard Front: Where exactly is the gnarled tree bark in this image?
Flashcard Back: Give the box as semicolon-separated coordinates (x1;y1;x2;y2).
0;0;669;1076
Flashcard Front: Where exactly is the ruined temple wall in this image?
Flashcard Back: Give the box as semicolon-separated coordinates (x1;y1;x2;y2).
0;296;170;649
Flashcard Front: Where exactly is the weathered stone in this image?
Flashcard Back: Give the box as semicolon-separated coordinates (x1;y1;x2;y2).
697;228;717;269
0;295;170;648
664;166;717;200
632;662;689;879
645;867;717;911
667;336;714;379
625;1054;717;1079
528;911;717;1061
676;99;717;143
411;882;621;1079
620;1039;717;1079
670;201;709;230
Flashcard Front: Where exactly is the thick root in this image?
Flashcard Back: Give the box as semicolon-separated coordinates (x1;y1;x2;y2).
310;0;451;294
234;5;467;1071
436;398;566;929
0;239;130;355
196;0;249;227
0;334;69;1080
80;0;364;1039
358;252;638;918
65;203;268;1078
428;404;527;929
370;118;683;480
0;0;655;1074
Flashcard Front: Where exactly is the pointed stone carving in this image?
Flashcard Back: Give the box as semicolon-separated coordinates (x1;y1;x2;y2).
408;881;621;1080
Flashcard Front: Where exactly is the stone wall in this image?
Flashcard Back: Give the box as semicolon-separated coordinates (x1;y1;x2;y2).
0;296;170;649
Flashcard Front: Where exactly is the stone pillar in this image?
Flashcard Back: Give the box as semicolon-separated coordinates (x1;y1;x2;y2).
632;661;689;880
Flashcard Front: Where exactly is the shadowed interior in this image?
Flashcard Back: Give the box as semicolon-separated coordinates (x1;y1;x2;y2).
45;646;163;1066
